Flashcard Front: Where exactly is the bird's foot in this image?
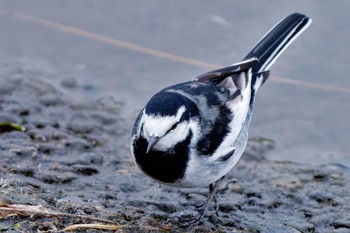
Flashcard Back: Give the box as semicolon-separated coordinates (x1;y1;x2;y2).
178;213;203;228
166;209;204;228
168;196;214;227
177;177;225;227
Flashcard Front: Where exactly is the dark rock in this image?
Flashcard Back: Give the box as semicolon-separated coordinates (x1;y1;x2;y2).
72;165;99;176
60;77;78;89
332;218;350;229
41;173;76;184
68;113;99;134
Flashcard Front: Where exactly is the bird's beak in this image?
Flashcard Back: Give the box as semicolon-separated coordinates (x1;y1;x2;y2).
146;135;160;154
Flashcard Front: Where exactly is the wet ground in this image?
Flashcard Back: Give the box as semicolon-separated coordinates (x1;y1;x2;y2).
0;64;350;232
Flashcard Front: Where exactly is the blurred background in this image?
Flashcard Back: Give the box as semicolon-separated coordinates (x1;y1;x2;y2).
0;1;349;166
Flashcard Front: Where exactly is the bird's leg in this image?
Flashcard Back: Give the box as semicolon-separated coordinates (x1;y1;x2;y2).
194;183;214;210
210;176;224;217
181;176;225;227
212;189;219;217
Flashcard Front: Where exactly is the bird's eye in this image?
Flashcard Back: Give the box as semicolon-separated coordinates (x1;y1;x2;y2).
171;123;178;130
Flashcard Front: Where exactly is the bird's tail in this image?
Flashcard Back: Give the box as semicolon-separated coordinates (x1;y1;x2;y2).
245;13;311;90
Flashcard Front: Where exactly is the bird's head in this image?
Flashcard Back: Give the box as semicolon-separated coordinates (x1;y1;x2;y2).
133;91;199;154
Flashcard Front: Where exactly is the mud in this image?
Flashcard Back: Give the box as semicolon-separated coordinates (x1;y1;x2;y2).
0;62;349;233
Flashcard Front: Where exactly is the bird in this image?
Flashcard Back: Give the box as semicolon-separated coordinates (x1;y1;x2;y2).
130;13;311;223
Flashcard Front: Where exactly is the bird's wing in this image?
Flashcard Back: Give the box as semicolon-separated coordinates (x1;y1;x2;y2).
194;57;258;83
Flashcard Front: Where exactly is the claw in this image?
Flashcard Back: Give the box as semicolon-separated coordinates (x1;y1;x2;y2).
178;176;225;227
179;214;203;227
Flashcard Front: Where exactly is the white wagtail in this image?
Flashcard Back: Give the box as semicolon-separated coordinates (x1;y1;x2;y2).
131;13;311;222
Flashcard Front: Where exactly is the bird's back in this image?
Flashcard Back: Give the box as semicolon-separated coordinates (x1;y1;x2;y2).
163;81;234;156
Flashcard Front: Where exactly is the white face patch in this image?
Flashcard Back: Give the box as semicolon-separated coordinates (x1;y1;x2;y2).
153;121;190;151
141;106;188;151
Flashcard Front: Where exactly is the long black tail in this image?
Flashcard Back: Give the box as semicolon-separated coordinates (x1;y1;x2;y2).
195;13;311;89
245;13;311;74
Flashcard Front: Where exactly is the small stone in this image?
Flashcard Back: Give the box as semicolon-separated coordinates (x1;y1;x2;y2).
333;218;350;228
9;145;37;157
67;113;98;134
274;176;303;189
41;173;76;184
0;197;13;206
72;165;99;176
309;192;338;206
313;170;329;181
285;219;315;233
60;77;78;88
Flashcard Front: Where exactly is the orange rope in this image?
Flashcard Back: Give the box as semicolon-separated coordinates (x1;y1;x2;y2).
13;11;350;95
